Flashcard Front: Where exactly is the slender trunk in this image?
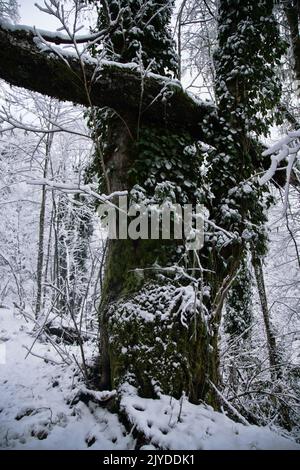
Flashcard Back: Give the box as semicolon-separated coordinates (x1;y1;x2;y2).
98;115;221;405
50;175;60;310
252;254;280;378
56;195;69;315
43;205;54;310
35;134;52;318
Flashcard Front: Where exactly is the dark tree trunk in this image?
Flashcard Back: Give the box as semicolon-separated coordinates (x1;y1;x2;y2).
252;255;280;378
284;0;300;85
97;115;220;405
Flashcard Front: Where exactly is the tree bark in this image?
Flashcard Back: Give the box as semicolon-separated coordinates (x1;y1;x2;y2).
0;4;286;411
35;133;52;318
284;1;300;85
96;115;221;406
252;255;280;379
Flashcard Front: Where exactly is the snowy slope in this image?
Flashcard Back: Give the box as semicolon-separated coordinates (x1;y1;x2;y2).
0;307;131;450
0;307;298;450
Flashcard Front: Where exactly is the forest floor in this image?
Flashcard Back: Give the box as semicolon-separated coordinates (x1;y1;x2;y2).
0;306;299;450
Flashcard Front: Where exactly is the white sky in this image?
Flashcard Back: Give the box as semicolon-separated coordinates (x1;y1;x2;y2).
18;0;61;30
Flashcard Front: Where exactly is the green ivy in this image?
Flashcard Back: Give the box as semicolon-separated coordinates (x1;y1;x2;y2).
128;126;204;205
88;0;178;77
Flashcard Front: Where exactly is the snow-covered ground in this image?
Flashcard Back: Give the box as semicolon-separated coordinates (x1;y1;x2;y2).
0;307;299;450
0;307;131;450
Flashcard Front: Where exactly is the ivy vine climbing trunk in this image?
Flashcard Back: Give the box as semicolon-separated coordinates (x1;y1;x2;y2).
88;0;218;405
0;0;286;414
35;132;52;318
97;114;219;405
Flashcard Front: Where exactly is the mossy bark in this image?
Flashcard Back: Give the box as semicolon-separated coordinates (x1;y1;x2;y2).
100;240;219;405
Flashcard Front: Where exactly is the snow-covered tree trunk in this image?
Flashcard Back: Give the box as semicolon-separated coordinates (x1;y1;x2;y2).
86;0;216;404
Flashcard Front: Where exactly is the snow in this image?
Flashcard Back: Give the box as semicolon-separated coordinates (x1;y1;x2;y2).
0;307;132;450
0;15;180;87
0;19;105;44
0;307;299;450
120;385;299;450
259;130;300;186
262;130;300;157
186;90;216;112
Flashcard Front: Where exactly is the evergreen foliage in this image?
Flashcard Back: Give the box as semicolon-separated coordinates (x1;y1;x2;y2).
89;0;178;76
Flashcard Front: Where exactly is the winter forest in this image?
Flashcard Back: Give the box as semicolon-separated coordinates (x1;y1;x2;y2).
0;0;300;452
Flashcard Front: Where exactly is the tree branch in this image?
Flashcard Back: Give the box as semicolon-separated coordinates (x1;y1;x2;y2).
0;21;217;140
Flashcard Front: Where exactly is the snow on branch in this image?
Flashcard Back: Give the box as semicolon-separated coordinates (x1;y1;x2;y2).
0;18;217;140
259;129;300;210
260;129;300;185
28;178;128;211
0;106;90;139
18;0;122;47
0;19;116;45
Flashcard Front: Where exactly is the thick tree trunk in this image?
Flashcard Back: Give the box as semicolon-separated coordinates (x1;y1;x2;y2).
97;116;220;406
285;1;300;86
100;246;220;405
0;3;283;413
